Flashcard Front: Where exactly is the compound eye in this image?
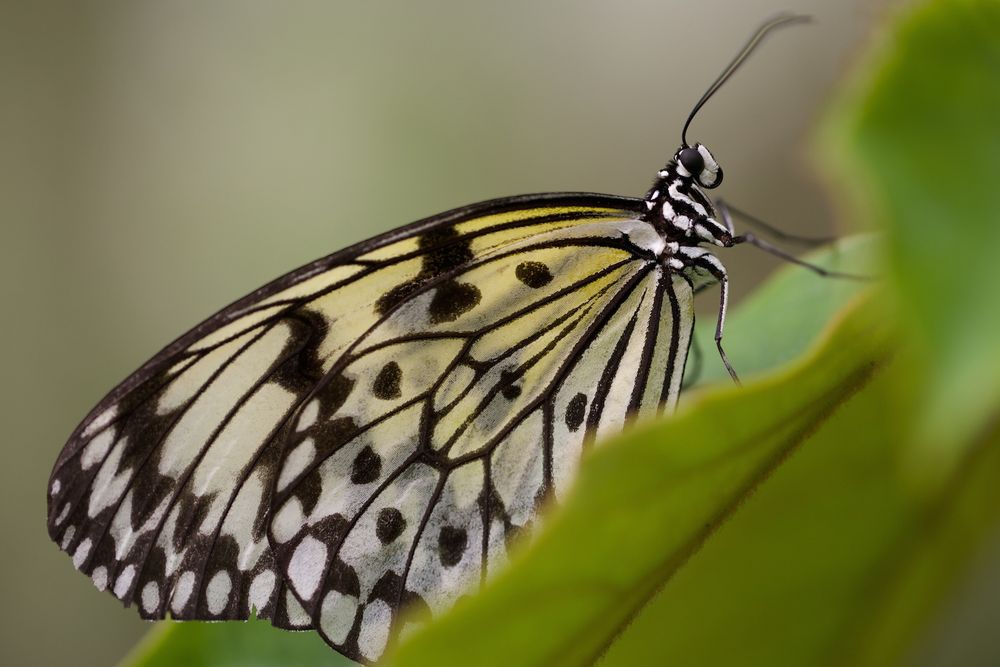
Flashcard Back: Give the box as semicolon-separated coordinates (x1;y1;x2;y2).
678;147;705;178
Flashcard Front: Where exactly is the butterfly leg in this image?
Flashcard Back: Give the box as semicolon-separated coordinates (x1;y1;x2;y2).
677;247;741;385
729;231;869;281
716;199;737;235
716;199;834;247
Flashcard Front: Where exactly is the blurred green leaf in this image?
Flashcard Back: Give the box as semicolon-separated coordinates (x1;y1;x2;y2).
386;295;892;666
600;363;1000;667
823;0;1000;459
120;618;351;667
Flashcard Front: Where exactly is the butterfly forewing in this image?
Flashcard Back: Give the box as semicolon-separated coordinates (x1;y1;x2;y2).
47;194;693;661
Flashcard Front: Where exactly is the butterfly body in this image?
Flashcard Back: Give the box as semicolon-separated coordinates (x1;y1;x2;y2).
48;15;810;664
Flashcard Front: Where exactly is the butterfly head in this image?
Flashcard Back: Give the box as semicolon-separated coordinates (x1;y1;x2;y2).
675;143;722;189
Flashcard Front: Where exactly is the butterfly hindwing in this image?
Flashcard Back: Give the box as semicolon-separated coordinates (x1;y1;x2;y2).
267;211;695;661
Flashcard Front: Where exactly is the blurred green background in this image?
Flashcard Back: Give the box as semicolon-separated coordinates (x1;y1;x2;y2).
0;1;907;665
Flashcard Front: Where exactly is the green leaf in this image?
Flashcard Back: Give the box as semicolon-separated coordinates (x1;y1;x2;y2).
823;0;1000;460
385;295;893;667
120;619;352;667
599;362;1000;667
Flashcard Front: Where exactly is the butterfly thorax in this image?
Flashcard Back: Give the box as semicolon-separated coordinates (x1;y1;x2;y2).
641;147;733;275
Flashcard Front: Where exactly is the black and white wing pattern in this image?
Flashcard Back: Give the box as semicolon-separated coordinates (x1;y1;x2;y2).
48;193;695;664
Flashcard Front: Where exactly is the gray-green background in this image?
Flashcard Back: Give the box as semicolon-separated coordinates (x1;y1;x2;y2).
2;1;893;665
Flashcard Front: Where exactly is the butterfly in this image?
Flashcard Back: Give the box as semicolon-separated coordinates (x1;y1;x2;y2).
48;15;815;665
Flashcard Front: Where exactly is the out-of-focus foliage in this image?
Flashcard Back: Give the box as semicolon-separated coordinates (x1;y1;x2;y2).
122;619;343;667
824;0;1000;461
123;0;1000;665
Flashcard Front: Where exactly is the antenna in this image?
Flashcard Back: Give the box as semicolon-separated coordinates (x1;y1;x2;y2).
681;13;811;147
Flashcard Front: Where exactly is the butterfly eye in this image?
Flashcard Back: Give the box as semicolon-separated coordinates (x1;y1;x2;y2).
678;147;705;178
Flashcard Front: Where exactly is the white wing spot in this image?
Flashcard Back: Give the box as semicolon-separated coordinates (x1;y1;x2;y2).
109;491;136;560
320;591;358;644
288;535;327;601
271;497;305;544
59;525;75;550
114;564;136;599
248;570;276;613
276;439;316;493
87;438;133;518
172;570;196;614
72;538;92;569
50;479;61;496
297;399;320;432
357;600;393;661
141;581;160;613
55;503;71;527
284;590;311;628
80;428;115;470
91;566;108;591
207;570;232;615
82;405;118;438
